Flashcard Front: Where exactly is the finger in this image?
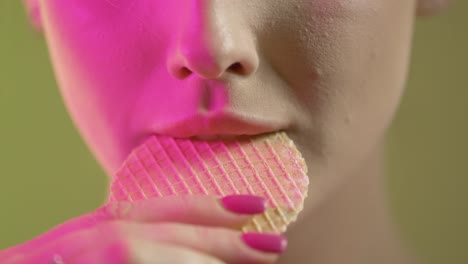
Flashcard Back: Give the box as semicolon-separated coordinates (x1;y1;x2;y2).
66;235;225;264
49;224;225;264
128;222;286;264
129;240;226;264
95;194;267;229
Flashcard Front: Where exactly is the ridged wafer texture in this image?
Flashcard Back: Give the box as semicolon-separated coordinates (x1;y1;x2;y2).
109;131;309;234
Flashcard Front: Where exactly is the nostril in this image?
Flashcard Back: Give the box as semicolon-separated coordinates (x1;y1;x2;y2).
227;62;246;75
170;60;253;80
175;66;192;79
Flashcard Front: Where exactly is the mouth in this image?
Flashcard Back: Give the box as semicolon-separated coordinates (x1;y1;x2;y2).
138;112;290;145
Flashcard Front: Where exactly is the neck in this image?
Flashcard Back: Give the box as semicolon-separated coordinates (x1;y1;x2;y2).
279;142;418;264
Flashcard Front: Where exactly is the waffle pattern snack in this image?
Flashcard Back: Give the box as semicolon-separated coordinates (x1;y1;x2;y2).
109;131;309;234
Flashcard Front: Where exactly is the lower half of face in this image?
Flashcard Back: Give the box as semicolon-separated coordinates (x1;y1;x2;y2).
40;0;416;204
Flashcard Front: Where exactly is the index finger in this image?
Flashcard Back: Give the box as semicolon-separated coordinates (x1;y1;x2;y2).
94;194;267;229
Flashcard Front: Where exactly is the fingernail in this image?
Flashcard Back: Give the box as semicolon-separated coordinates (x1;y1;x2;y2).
220;195;267;215
241;233;288;254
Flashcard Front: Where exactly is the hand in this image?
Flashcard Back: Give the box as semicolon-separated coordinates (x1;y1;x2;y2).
1;195;286;263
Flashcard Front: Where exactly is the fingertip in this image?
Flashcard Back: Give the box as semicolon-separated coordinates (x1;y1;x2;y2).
220;195;268;215
241;233;288;254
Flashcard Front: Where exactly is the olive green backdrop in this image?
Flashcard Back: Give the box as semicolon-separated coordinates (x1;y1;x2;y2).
1;1;467;263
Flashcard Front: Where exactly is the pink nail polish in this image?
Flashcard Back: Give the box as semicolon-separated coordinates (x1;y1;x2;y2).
221;195;267;215
242;233;288;253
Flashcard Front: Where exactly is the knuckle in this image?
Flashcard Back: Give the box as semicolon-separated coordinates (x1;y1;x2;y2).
189;225;225;249
193;224;213;239
178;194;214;208
151;222;185;240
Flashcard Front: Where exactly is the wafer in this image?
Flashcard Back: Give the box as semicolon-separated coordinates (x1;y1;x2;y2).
108;131;309;233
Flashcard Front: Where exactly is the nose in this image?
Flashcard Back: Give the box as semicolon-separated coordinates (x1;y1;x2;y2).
167;1;259;80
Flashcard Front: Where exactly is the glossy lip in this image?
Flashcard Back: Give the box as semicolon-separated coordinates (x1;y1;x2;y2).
137;111;289;144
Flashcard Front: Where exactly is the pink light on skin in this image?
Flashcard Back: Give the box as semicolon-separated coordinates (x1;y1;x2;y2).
24;0;421;249
39;0;275;177
0;211;129;263
15;0;442;261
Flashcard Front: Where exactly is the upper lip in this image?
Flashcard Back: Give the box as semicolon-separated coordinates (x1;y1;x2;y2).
138;79;290;142
143;111;288;141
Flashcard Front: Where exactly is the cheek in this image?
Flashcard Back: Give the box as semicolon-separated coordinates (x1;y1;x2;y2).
330;1;414;119
42;1;167;119
325;4;414;172
297;0;414;123
41;1;172;165
288;0;414;173
43;0;168;86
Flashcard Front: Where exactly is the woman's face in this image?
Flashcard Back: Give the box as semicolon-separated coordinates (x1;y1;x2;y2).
37;0;417;203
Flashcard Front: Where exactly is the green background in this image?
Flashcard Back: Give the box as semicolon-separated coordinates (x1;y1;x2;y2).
1;1;467;263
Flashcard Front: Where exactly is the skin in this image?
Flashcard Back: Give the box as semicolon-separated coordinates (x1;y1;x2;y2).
3;0;450;263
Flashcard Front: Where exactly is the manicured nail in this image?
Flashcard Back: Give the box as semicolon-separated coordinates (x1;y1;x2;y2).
241;233;288;254
220;195;267;215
